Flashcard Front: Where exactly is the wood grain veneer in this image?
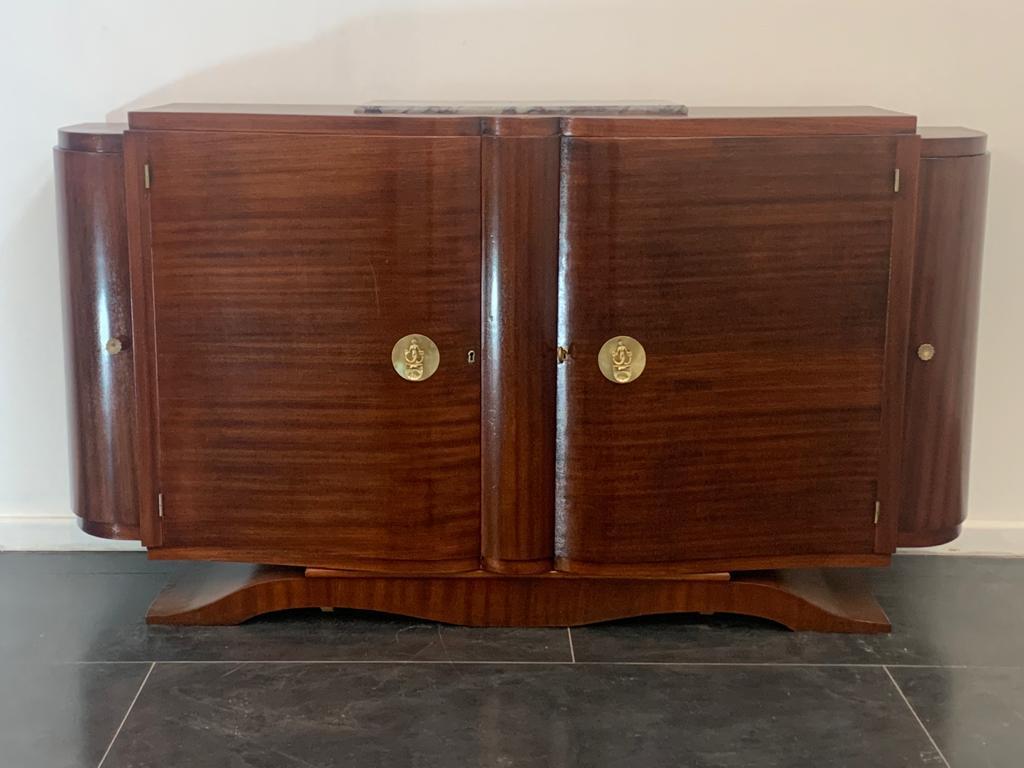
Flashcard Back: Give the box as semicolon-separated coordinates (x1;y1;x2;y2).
55;134;140;539
898;129;989;546
128;104;915;140
127;129;483;570
58;123;127;153
147;564;891;632
51;107;989;630
918;126;988;158
481;130;560;574
556;134;918;570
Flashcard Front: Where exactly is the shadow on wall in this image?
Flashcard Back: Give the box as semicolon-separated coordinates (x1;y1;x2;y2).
1;182;64;514
104;5;684;120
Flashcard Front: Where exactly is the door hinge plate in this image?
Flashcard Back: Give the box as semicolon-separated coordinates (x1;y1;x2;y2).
158;493;164;518
893;168;901;193
144;163;151;190
874;500;881;525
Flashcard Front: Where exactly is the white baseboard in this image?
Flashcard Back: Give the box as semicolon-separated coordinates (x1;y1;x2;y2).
1;513;1022;556
0;514;142;551
903;520;1024;557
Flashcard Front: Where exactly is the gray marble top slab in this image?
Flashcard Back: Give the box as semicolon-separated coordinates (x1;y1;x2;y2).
356;101;688;116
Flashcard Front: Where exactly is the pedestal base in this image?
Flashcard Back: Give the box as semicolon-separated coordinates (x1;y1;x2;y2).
146;565;891;633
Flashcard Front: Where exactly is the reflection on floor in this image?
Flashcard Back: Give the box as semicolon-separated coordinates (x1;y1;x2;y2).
1;553;1021;767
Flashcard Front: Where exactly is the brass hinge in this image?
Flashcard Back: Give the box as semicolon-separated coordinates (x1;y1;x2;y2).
893;168;901;193
144;163;151;190
557;346;568;364
873;500;881;525
157;493;164;518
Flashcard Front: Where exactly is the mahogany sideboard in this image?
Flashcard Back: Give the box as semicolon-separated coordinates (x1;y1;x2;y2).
55;105;989;631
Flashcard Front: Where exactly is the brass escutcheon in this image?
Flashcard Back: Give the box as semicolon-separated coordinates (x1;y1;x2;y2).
917;343;936;362
598;336;646;384
392;334;440;382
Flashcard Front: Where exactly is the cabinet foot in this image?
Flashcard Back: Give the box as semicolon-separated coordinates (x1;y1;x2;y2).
146;565;890;633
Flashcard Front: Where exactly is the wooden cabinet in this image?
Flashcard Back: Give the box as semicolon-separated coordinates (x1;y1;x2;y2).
55;106;989;631
899;129;990;546
557;135;916;572
129;130;482;571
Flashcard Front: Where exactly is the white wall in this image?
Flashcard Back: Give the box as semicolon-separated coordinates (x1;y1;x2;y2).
1;0;1021;552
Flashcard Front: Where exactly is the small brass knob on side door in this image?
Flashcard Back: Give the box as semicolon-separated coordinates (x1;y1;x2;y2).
598;336;646;384
104;337;123;355
917;343;936;362
391;334;440;382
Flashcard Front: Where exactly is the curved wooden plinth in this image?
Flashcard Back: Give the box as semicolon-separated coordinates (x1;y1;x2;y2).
147;565;890;633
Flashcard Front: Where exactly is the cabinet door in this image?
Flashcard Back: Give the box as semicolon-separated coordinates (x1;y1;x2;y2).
132;131;481;571
557;135;916;573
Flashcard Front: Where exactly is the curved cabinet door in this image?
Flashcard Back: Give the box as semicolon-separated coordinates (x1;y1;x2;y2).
898;131;989;546
556;135;919;574
127;130;481;572
55;126;140;540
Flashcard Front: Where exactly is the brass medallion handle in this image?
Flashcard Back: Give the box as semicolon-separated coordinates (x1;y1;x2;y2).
917;343;936;362
598;336;646;384
392;334;440;382
104;337;123;355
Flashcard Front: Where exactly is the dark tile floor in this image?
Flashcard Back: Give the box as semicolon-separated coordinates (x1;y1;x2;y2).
1;553;1021;767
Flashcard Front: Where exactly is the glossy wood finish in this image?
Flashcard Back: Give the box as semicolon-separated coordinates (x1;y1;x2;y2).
147;564;891;632
58;123;126;153
55;130;140;539
127;130;482;570
128;104;484;136
899;130;989;546
129;104;915;140
556;135;919;572
877;137;922;553
123;131;162;546
550;553;890;578
59;106;989;631
919;126;988;158
562;106;916;138
481;130;560;574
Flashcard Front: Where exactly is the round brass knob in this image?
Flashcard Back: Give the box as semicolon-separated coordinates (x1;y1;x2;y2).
104;338;123;355
917;343;936;362
391;334;440;382
598;336;646;384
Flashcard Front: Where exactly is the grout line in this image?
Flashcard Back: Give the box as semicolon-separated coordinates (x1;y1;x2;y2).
65;659;997;668
567;628;576;663
96;661;155;768
883;666;951;768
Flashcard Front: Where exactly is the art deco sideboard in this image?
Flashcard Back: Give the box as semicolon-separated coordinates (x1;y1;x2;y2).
55;104;989;631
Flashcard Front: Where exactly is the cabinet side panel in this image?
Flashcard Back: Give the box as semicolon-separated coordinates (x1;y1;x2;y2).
55;145;140;540
481;135;560;573
899;151;989;546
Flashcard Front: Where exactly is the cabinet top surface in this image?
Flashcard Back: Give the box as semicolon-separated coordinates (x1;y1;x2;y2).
124;103;917;137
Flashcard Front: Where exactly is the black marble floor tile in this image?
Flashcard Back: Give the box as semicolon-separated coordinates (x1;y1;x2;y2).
0;661;149;768
5;552;1023;668
890;666;1024;768
102;662;940;768
0;570;170;663
0;555;570;663
0;551;178;576
93;613;571;663
570;555;1024;667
